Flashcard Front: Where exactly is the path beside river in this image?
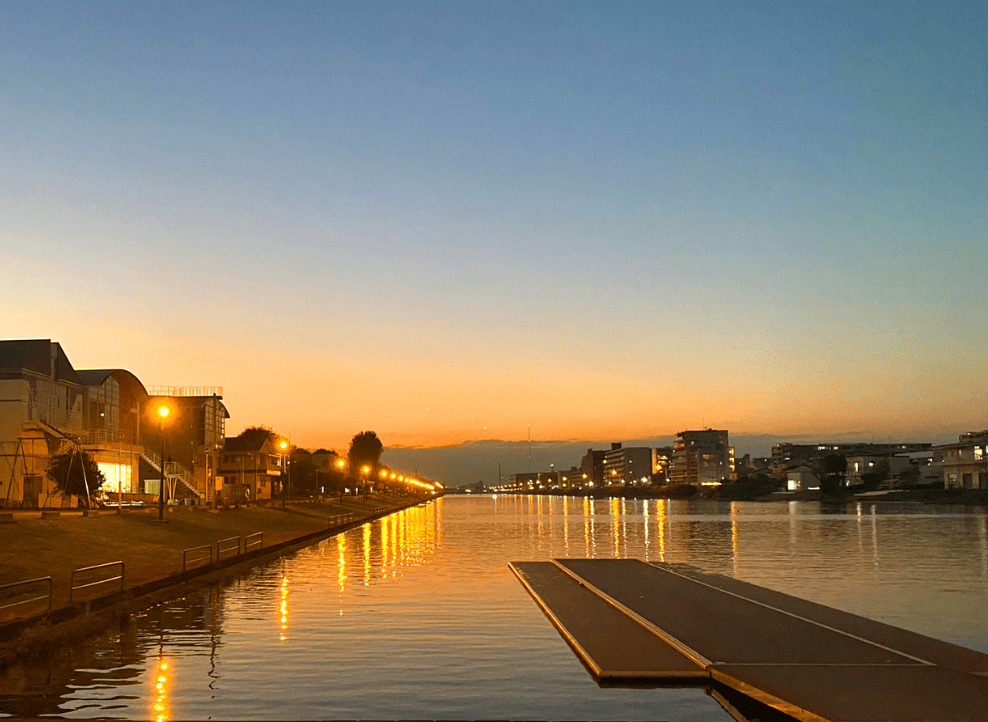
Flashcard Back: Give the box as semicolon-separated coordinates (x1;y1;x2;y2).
0;494;419;610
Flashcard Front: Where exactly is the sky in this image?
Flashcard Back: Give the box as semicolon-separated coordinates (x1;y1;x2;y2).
2;1;986;468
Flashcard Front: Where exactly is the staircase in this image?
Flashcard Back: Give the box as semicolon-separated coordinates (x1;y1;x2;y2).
140;446;162;472
139;447;204;499
165;461;204;499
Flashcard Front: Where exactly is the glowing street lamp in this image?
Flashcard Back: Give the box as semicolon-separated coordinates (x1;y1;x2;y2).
157;403;170;522
279;439;290;507
360;465;371;504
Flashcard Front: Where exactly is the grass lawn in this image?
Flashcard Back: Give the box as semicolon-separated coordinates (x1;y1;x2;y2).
1;494;421;609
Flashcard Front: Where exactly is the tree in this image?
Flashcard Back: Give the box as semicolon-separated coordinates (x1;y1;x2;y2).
819;454;847;497
289;448;317;496
236;426;277;447
820;454;848;478
347;431;384;477
898;464;921;487
861;460;890;490
49;448;105;506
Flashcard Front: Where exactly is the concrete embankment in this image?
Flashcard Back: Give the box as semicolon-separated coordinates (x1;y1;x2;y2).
0;494;429;659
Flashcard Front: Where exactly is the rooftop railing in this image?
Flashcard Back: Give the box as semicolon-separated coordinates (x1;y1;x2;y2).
147;386;223;398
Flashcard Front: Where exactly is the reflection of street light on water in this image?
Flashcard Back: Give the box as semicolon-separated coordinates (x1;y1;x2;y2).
151;658;170;722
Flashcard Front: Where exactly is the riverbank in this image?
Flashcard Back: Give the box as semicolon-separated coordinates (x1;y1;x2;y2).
501;485;988;505
0;493;427;652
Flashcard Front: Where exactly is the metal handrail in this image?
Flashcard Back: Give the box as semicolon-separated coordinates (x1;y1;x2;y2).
244;532;263;552
327;513;354;527
0;576;53;615
217;536;241;560
182;545;213;571
147;386;223;397
166;461;204;498
70;562;125;602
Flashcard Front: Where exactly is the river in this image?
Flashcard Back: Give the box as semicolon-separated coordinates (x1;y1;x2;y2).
2;495;987;720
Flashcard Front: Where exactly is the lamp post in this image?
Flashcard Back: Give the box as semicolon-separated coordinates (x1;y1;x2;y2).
157;404;170;522
335;457;346;503
280;440;290;507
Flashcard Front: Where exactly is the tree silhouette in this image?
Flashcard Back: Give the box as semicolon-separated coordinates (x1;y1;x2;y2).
819;454;848;496
289;447;317;495
348;431;384;479
49;448;105;505
236;426;277;447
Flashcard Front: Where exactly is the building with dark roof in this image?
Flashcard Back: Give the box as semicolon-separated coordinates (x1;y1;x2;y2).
1;339;227;507
937;431;988;490
218;433;284;503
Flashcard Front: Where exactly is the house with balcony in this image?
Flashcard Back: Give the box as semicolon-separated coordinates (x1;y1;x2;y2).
937;431;988;490
218;434;284;503
845;455;914;487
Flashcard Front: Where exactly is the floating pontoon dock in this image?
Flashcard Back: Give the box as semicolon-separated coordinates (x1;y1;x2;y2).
510;559;988;722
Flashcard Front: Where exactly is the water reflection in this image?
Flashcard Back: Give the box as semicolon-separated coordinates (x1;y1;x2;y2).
3;497;988;720
151;658;169;722
279;577;289;641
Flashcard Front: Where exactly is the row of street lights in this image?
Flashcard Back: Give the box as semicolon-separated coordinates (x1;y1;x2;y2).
152;398;439;519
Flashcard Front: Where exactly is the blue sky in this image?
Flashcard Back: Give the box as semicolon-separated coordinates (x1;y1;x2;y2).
2;0;986;453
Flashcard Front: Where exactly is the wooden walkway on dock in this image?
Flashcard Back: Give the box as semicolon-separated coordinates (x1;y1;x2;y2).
510;559;988;722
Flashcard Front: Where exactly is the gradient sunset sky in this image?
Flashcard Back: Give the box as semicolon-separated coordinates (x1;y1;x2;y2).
2;1;985;452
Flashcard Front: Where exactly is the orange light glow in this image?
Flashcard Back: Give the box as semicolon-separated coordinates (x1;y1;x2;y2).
150;658;170;722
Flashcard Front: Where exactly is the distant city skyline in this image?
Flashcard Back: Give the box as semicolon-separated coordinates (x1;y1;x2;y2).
3;1;985;454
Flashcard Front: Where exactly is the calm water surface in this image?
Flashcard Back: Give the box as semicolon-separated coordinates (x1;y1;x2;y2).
2;496;987;720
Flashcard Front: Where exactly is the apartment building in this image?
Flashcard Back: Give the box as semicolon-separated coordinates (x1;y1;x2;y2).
601;443;657;487
669;429;735;486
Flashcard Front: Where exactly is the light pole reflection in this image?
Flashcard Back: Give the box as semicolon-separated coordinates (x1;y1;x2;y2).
363;523;372;586
731;501;739;577
151;658;170;722
337;535;347;605
279;576;290;641
611;497;621;557
657;499;667;562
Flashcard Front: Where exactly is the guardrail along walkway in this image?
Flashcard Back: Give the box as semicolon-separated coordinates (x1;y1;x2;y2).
509;559;988;722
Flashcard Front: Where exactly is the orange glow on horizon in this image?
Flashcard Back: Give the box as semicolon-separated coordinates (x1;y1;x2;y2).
12;323;978;455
